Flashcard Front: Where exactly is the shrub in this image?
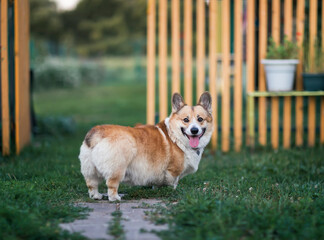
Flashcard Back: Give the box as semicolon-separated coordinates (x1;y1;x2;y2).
34;58;105;90
34;116;76;137
266;37;299;59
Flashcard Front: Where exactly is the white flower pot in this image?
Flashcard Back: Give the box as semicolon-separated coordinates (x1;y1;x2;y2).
261;59;299;92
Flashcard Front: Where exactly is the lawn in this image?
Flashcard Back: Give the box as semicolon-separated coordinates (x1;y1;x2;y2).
1;82;323;239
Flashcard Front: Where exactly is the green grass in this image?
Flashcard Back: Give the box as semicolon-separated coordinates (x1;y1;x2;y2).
108;209;125;240
1;81;323;239
149;148;324;239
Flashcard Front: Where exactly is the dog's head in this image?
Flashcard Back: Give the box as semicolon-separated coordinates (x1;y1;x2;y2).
167;92;213;149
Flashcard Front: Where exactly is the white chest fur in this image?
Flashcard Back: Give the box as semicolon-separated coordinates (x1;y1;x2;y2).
164;117;204;179
180;148;203;178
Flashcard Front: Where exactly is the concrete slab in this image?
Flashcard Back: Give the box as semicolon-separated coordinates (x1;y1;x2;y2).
59;199;167;240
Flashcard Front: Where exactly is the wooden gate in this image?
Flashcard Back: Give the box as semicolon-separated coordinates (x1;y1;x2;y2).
147;0;324;152
1;0;30;155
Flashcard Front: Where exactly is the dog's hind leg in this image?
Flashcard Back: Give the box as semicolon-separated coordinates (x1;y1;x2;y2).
79;143;103;200
86;176;103;200
106;174;123;201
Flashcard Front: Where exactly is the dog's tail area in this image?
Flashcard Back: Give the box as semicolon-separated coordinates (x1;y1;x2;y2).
83;126;103;149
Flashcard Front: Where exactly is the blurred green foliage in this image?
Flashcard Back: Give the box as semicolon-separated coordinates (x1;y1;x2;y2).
34;57;106;90
30;0;146;56
266;37;299;60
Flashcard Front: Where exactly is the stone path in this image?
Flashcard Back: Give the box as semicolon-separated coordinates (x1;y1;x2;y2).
60;199;167;240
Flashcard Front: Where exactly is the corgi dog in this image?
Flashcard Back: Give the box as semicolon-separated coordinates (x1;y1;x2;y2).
79;92;213;201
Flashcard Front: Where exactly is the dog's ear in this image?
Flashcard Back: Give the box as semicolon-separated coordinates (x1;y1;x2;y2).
172;93;185;112
198;92;212;113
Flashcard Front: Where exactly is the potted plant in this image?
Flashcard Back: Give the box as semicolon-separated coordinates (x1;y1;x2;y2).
261;37;299;91
303;40;324;91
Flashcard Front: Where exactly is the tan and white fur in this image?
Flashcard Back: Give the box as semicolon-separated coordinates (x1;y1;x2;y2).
79;92;213;201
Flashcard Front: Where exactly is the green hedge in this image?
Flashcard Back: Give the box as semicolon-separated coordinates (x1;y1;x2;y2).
34;58;106;90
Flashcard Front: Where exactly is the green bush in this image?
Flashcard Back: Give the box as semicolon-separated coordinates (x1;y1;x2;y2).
34;116;76;137
34;58;105;90
266;37;299;59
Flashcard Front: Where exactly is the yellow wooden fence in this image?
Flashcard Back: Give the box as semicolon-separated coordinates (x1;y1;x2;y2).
1;0;31;155
147;0;324;152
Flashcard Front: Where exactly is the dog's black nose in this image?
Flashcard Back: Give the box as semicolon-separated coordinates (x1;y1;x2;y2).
191;127;199;135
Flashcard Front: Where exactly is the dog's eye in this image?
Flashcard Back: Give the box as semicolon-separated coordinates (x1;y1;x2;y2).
198;117;203;122
183;118;189;123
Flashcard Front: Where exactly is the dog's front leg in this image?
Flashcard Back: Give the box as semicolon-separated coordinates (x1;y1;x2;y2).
165;171;180;189
173;176;179;189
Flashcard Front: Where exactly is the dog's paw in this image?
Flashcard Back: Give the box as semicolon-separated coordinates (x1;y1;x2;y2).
90;193;103;200
108;194;121;202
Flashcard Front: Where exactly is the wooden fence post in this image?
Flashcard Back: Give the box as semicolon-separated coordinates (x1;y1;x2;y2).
221;0;230;152
283;0;293;149
259;0;267;146
308;0;317;147
1;0;10;155
209;0;218;149
295;0;305;146
147;0;156;125
14;0;31;154
246;0;255;147
159;0;168;120
271;0;280;149
172;0;180;94
184;0;193;105
196;0;205;100
234;0;243;152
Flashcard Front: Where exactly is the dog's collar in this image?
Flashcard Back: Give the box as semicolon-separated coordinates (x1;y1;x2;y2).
192;148;201;156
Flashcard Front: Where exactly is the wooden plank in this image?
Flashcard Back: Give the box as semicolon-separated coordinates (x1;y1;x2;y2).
234;0;242;152
295;0;305;146
283;0;293;149
308;0;317;146
159;0;168;120
147;0;156;125
171;0;180;94
15;0;31;154
209;0;217;149
321;0;324;145
308;97;316;146
259;0;267;146
184;0;192;105
246;0;255;146
221;0;230;152
271;0;280;149
248;95;255;146
1;0;10;155
196;0;205;100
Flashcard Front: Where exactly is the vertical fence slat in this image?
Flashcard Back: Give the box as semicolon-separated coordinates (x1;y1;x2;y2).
172;0;180;94
196;0;205;100
184;0;192;105
247;0;255;146
15;0;31;154
15;0;21;154
1;0;10;155
295;0;305;146
308;0;317;147
259;0;267;146
234;0;242;152
283;0;292;149
147;0;156;125
321;0;324;145
209;0;217;149
159;0;168;120
271;0;280;149
221;0;230;152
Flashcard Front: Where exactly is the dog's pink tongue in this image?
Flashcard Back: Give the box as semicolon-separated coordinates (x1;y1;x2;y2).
189;136;199;148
